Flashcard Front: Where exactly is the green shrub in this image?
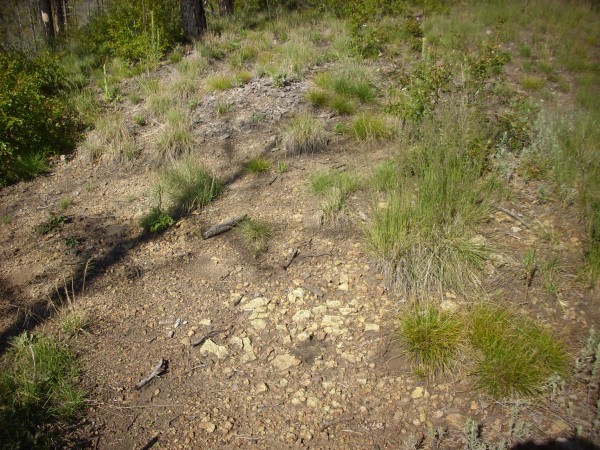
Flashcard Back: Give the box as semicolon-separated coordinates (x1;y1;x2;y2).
0;52;80;185
80;0;183;63
139;206;174;232
237;219;273;256
0;333;84;448
244;157;271;174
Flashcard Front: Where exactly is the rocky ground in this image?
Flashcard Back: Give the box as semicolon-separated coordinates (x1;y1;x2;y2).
1;55;599;449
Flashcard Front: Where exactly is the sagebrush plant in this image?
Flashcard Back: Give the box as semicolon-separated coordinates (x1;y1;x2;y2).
80;112;139;164
0;332;84;448
398;306;467;373
470;304;569;398
281;113;328;156
237;218;274;256
366;100;496;298
158;158;223;217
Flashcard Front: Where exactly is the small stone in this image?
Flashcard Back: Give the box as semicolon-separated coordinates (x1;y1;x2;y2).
201;422;216;433
255;383;268;394
364;323;380;332
199;318;212;326
292;310;311;323
271;354;301;371
200;339;229;359
412;418;421;426
338;282;349;291
244;297;270;310
306;397;320;408
446;413;466;430
470;401;478;410
180;337;191;346
440;300;458;312
411;387;425;399
250;319;267;330
167;330;175;338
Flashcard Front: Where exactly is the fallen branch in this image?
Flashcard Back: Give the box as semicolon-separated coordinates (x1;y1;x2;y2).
135;358;168;390
191;329;227;348
202;215;247;239
282;247;299;270
495;205;530;229
268;175;278;185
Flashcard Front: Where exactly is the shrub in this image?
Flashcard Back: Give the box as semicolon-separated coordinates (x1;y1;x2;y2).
281;113;328;156
0;52;79;185
244;157;271;174
79;0;183;63
139;206;174;232
158;158;223;216
0;333;84;448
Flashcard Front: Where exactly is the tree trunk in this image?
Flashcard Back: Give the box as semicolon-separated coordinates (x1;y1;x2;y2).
38;0;54;47
219;0;233;16
180;0;207;42
53;0;67;34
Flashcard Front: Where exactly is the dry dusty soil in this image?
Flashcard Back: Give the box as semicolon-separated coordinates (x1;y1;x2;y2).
1;60;599;449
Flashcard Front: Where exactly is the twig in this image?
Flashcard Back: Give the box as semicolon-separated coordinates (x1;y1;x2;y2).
233;435;262;441
320;416;354;432
268;175;278;185
135;358;168;390
191;329;227;348
495;205;530;229
282;247;299;270
202;215;247;239
299;252;332;258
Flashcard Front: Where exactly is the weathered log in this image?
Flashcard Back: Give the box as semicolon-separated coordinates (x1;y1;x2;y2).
202;215;247;239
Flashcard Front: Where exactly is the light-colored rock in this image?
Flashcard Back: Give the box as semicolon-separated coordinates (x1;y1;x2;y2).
244;297;270;310
446;413;466;430
199;318;212;326
364;323;380;332
341;352;357;363
255;383;268;394
288;288;305;302
321;315;343;328
271;354;301;371
440;300;458;312
338;282;349;291
339;307;354;316
292;310;311;323
306;397;320;408
200;422;216;433
250;319;267;330
312;305;327;315
201;339;228;359
411;387;425;399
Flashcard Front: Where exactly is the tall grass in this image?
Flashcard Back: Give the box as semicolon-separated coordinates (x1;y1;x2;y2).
80;112;138;164
281;113;328;156
366;99;497;298
152;109;196;165
0;333;84;448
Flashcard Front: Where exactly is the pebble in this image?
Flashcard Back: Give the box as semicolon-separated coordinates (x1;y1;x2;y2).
271;354;301;371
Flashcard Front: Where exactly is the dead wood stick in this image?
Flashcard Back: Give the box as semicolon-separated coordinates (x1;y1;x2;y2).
135;358;168;390
495;205;530;229
191;329;227;348
268;175;278;185
282;247;299;270
202;215;247;239
320;416;354;432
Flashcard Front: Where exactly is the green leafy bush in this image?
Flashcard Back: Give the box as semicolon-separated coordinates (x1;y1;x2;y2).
0;52;80;185
80;0;183;63
139;207;174;233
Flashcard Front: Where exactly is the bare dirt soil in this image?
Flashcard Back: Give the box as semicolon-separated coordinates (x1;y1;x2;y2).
1;58;599;449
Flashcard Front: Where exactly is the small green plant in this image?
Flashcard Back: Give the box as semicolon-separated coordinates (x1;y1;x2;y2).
0;332;84;448
60;310;91;337
310;170;359;224
281;113;328;156
139;206;174;233
470;304;569;398
541;256;560;297
371;159;399;192
398;306;466;373
206;75;234;91
215;101;233;116
307;89;330;108
244;156;271;174
237;218;273;256
236;70;253;85
133;114;147;126
349;113;396;141
64;236;79;251
0;214;12;225
157;158;223;216
59;198;73;211
37;213;67;235
277;160;288;173
272;71;289;88
523;248;537;288
521;75;546;91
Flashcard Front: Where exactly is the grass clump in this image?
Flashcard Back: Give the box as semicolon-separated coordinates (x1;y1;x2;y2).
158;158;223;216
470;304;569;398
237;218;273;256
281;113;328;156
371;159;399;192
349;113;397;141
244;157;271;174
521;75;546;91
310;170;359;224
366;101;496;298
80;112;139;164
314;62;376;103
0;332;84;448
206;74;235;91
152;109;195;165
398;306;466;373
60;310;91;337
